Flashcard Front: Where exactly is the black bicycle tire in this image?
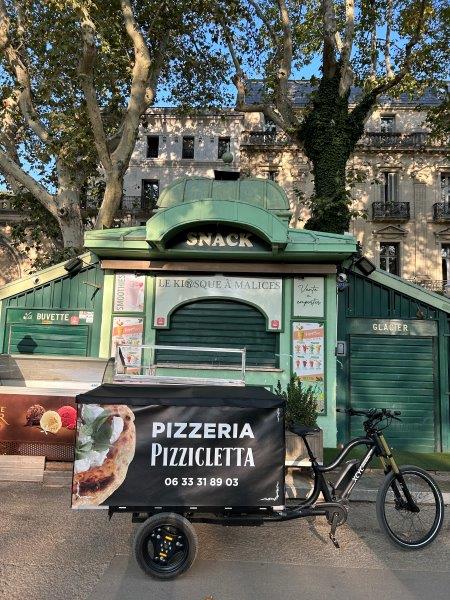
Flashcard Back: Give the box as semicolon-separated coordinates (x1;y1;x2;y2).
133;512;198;579
376;465;444;550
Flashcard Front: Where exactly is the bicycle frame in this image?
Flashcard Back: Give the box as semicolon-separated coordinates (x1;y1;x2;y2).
297;436;375;505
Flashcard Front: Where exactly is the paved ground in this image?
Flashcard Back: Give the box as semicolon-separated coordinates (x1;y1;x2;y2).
1;482;449;600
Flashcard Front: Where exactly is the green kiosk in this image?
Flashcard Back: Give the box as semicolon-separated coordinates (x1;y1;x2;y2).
82;177;356;448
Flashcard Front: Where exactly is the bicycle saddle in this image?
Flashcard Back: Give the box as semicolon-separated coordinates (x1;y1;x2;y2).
289;424;320;437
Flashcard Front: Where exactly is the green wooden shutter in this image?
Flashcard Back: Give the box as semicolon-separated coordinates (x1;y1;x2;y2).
156;299;278;367
349;335;436;452
7;324;89;356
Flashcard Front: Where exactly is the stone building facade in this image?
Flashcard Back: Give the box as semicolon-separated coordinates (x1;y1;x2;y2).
1;84;449;289
121;88;449;291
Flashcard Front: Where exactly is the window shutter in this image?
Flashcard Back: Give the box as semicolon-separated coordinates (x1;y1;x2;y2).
386;172;399;202
7;324;89;356
155;299;278;367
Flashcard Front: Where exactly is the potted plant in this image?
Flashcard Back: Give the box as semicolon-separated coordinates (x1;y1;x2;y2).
275;375;323;465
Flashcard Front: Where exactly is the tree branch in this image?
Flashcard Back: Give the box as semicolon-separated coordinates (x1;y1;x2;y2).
276;0;293;98
0;0;51;145
112;0;152;167
369;0;377;78
339;0;355;94
223;28;246;107
368;0;428;96
78;7;112;172
384;0;394;78
351;0;429;118
0;149;57;216
0;91;23;192
321;0;341;78
247;0;278;47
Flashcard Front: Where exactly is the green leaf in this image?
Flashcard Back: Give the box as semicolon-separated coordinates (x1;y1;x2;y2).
91;411;111;432
92;420;113;447
92;441;111;453
75;440;93;459
79;422;94;437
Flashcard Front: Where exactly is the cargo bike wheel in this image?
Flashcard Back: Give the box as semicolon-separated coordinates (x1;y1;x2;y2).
133;512;198;579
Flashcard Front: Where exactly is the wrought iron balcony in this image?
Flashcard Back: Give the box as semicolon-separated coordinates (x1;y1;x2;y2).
119;195;157;217
432;202;450;222
372;201;410;221
241;130;289;146
406;279;450;295
358;132;448;148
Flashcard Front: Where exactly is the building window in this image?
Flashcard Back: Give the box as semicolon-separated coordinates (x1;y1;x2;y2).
267;170;277;181
218;137;230;159
141;179;159;210
380;242;400;275
380;172;399;203
182;136;195;159
442;245;450;281
146;136;159;158
263;116;276;133
440;172;450;203
380;116;395;133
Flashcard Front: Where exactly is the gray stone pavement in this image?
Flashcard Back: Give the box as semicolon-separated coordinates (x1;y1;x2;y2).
1;482;449;600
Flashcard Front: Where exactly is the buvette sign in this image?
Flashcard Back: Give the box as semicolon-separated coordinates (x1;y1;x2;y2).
154;275;283;330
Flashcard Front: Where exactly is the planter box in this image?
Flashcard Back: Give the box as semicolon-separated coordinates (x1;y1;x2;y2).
285;428;323;466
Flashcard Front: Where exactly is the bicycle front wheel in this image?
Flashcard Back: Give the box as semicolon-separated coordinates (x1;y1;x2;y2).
376;465;444;550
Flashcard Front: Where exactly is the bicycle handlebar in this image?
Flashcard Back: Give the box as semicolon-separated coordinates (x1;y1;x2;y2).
337;407;401;421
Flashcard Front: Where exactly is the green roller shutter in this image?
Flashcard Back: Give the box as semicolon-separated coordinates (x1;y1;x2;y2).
349;335;436;452
7;323;89;356
156;299;278;367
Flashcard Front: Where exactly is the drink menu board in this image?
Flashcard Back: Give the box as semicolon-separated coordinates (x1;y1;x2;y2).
292;322;325;412
111;317;144;367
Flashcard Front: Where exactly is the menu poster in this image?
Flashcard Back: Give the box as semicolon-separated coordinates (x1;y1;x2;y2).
111;317;144;368
292;322;325;412
114;273;145;312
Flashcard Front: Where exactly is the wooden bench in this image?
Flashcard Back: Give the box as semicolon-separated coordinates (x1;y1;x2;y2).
0;455;45;482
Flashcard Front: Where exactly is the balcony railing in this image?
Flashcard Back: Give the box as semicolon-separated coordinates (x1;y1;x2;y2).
358;132;448;148
406;279;450;295
372;201;410;220
119;195;157;216
242;130;448;149
241;130;289;145
81;195;157;220
432;202;450;222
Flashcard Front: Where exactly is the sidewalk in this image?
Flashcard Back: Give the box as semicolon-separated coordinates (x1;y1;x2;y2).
41;462;450;504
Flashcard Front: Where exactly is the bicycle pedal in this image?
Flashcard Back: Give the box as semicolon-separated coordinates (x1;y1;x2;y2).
329;532;340;549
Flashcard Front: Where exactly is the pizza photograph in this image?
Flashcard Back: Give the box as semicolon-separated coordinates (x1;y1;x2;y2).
72;404;136;508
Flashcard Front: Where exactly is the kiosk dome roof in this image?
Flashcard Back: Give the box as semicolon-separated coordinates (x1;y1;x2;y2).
157;177;291;217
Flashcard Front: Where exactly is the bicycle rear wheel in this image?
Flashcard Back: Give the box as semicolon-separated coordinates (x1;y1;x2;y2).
376;465;444;550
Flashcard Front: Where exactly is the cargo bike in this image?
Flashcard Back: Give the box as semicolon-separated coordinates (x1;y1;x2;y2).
72;346;445;580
